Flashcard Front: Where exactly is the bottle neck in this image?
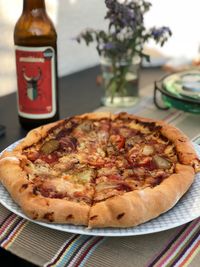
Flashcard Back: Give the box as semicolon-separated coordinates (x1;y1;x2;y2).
23;0;46;12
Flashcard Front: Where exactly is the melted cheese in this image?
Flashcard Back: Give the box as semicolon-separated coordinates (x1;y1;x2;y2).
49;178;85;195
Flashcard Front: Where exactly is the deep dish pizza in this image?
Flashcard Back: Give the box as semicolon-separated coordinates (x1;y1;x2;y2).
0;112;199;228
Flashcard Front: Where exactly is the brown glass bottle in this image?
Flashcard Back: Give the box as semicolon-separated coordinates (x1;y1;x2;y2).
14;0;59;130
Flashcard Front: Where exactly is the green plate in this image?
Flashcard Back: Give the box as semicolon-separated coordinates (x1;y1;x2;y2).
154;69;200;113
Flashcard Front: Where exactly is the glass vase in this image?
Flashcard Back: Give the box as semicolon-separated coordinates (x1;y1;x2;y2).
100;56;141;107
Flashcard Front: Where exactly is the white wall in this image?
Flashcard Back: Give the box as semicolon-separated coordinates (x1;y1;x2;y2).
57;0;107;76
145;0;200;59
0;0;200;96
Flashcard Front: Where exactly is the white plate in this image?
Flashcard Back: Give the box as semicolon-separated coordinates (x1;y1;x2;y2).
0;141;200;236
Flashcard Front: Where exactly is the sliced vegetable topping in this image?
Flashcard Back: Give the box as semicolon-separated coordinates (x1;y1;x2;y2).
40;140;59;155
153;155;171;169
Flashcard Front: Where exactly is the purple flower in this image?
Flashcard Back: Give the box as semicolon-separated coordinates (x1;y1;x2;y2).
76;0;172;60
103;42;116;50
105;0;144;32
105;0;116;9
151;27;172;39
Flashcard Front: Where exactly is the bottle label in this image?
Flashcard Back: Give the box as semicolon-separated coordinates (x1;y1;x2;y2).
15;46;57;119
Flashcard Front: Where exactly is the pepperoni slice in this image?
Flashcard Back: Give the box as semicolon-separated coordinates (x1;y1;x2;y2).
40;152;59;164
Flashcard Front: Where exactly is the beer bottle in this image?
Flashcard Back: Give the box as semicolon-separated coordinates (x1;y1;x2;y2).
14;0;59;130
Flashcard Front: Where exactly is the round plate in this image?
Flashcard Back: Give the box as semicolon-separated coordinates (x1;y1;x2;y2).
0;141;200;236
163;70;200;100
154;70;200;113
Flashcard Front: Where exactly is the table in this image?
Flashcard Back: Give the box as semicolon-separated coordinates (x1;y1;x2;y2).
0;66;200;267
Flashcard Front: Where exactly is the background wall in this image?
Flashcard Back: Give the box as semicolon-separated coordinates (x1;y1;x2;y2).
145;0;200;61
0;0;199;96
57;0;107;76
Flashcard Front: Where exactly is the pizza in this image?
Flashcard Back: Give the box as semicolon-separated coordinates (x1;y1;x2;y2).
0;112;199;228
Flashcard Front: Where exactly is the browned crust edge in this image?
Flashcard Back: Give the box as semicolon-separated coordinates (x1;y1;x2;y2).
0;112;112;225
76;111;111;120
88;112;198;228
113;112;199;168
0;158;90;225
10;112;112;153
89;164;195;228
13;120;65;152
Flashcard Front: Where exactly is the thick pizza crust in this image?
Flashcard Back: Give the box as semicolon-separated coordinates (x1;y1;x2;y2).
14;120;65;152
112;113;199;168
88;113;198;228
89;164;195;228
0;112;111;225
0;112;199;228
77;112;111;120
0;157;90;225
14;112;111;152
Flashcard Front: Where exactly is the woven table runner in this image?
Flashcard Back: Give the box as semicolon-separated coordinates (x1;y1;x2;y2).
0;85;200;267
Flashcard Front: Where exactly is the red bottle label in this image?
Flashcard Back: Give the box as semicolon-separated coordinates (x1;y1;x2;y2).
15;46;56;119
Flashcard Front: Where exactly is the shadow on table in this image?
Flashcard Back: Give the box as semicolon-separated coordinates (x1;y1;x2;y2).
0;248;37;267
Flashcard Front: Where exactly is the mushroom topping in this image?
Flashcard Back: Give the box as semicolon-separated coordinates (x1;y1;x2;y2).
80;121;93;132
142;145;154;156
153;155;171;169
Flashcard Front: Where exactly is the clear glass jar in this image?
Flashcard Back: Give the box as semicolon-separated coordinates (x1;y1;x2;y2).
100;56;141;107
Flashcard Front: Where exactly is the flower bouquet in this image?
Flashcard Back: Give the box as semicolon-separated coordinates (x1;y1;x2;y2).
77;0;172;107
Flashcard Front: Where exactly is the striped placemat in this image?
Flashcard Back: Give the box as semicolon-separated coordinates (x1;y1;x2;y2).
0;84;200;267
